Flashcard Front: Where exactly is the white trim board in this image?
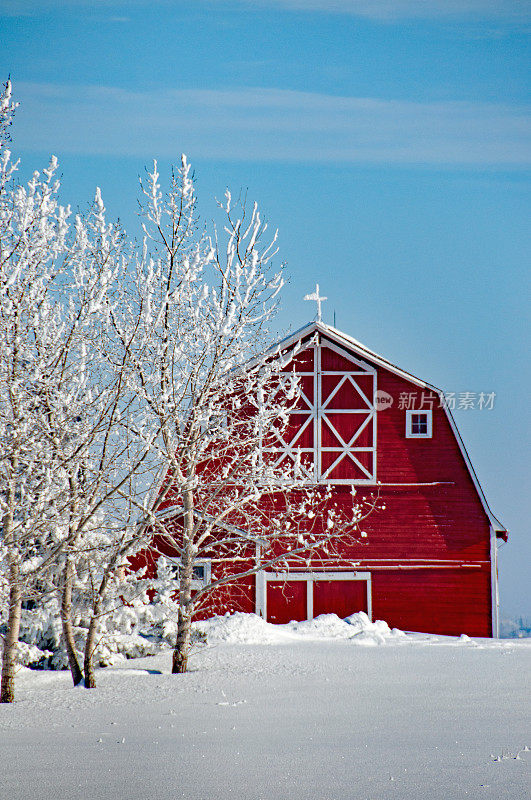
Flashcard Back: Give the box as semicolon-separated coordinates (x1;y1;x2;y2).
490;527;500;638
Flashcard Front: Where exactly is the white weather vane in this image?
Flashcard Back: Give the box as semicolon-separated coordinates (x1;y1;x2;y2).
304;283;327;322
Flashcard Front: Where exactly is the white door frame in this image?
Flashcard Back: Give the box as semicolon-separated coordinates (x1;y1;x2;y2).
256;570;372;622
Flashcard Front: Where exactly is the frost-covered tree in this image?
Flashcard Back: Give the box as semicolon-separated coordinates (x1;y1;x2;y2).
115;160;372;674
0;81;148;699
0;182;71;699
0;80;78;700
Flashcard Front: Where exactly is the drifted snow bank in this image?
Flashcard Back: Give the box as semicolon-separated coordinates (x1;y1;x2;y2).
195;611;406;646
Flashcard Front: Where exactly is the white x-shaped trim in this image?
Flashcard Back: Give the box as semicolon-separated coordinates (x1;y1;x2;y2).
264;341;377;483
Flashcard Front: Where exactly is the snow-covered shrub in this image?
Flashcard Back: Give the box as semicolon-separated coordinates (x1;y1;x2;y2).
3;555;185;670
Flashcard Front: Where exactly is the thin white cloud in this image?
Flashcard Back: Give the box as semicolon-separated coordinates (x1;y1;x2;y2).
0;0;133;15
1;0;529;20
224;0;531;21
11;83;530;165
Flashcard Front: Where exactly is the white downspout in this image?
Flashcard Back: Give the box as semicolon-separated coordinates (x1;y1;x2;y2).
490;526;500;638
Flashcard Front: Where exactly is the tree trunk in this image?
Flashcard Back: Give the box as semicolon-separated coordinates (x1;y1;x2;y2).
83;613;99;689
60;558;83;686
172;606;192;674
83;554;118;689
1;460;21;703
172;486;194;674
1;582;22;703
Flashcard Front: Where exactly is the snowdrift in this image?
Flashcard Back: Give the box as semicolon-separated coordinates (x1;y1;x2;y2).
195;611;406;646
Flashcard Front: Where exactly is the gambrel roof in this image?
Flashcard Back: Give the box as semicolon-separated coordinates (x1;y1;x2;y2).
275;320;507;539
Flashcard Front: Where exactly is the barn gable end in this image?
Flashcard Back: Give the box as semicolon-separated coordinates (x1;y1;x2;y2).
146;320;506;638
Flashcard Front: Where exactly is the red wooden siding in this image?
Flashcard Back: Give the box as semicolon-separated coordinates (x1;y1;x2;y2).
263;337;494;634
195;575;255;621
315;341;492;566
371;568;492;637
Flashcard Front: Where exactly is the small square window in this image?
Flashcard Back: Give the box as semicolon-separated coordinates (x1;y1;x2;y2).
411;413;428;434
191;561;211;587
406;410;432;438
158;559;211;587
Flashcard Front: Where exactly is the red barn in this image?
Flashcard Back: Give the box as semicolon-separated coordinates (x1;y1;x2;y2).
147;320;507;638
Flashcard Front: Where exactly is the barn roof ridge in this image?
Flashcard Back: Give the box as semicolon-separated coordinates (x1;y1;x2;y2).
274;320;507;538
277;320;434;389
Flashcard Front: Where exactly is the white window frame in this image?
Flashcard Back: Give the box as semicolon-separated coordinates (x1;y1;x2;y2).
255;570;372;622
162;556;212;589
405;409;433;438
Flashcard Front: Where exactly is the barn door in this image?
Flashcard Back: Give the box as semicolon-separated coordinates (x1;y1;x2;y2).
313;579;368;619
264;338;377;484
259;572;371;623
267;581;307;624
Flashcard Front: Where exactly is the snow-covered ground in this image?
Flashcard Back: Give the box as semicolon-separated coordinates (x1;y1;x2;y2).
1;613;530;800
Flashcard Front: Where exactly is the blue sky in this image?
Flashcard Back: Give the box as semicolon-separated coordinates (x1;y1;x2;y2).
1;0;530;617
